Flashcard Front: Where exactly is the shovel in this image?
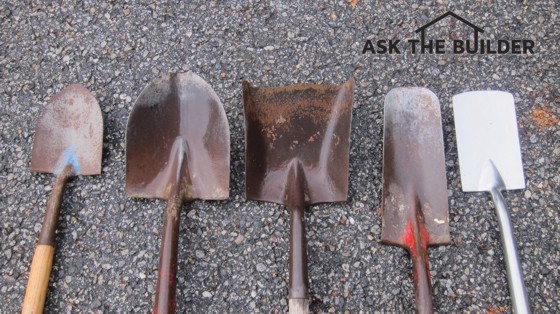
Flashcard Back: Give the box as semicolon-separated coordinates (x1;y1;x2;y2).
453;91;530;313
126;72;230;313
243;78;355;314
22;84;103;313
381;87;450;314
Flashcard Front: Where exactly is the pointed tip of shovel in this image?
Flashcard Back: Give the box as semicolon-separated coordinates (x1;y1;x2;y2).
31;84;103;176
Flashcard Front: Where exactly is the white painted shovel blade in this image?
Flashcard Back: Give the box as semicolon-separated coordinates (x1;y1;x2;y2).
452;91;525;192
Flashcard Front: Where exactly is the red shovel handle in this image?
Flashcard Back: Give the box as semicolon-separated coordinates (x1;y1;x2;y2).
154;198;181;314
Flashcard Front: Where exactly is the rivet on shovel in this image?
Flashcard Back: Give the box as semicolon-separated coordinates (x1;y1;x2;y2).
453;91;530;313
126;72;230;313
243;78;355;314
381;87;450;314
22;85;103;313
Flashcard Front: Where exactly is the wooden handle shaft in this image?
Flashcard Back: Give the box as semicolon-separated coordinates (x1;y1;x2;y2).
22;245;55;314
22;166;72;313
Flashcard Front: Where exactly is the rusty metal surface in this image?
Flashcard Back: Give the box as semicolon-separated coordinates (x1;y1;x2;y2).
381;87;450;247
243;79;354;314
30;84;103;176
243;78;355;206
125;72;230;202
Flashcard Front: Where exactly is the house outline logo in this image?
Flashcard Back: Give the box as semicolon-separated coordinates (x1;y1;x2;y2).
362;10;535;55
414;11;484;49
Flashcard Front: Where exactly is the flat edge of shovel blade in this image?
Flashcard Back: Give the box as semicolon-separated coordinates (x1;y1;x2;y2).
452;91;525;192
30;84;103;176
125;72;230;201
381;87;450;247
243;78;355;206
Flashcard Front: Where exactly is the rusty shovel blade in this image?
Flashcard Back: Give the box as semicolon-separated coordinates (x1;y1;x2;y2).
243;79;355;205
381;87;450;314
31;84;103;175
23;84;102;313
126;72;229;313
126;72;230;201
243;78;355;314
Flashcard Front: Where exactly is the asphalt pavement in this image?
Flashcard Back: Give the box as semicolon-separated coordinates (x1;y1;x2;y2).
0;1;558;313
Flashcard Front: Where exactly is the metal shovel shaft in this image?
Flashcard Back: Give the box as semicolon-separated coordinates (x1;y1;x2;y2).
286;162;310;314
490;188;531;314
154;196;182;314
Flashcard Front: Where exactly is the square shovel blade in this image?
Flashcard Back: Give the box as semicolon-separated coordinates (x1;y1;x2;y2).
452;91;525;192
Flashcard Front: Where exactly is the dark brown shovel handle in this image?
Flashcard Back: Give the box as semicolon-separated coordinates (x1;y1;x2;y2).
154;197;181;314
288;204;309;300
406;215;433;314
22;165;73;313
412;247;433;314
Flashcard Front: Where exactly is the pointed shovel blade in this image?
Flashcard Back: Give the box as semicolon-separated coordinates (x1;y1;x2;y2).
125;72;230;201
31;84;103;176
452;91;525;192
381;87;450;247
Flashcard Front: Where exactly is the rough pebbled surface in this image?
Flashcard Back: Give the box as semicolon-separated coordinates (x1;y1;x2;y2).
0;1;558;313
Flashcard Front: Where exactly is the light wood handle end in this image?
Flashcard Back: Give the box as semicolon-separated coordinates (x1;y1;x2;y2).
22;245;54;314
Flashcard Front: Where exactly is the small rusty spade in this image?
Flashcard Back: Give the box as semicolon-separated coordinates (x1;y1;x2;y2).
381;88;450;314
22;85;103;313
126;72;230;313
243;78;355;314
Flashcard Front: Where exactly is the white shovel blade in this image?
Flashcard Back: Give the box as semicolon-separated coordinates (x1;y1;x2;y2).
452;91;525;192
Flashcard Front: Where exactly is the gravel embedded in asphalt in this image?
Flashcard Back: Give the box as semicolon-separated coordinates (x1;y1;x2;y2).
1;1;559;313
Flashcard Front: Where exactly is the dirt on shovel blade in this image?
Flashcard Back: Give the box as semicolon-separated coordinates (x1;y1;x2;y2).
243;78;355;205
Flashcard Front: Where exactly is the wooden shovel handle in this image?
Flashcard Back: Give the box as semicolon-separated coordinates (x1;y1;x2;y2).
22;166;72;314
288;204;310;314
22;245;55;314
154;197;181;314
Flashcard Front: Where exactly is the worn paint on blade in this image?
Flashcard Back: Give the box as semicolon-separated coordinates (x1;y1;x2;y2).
54;146;80;175
402;218;430;258
403;216;432;281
